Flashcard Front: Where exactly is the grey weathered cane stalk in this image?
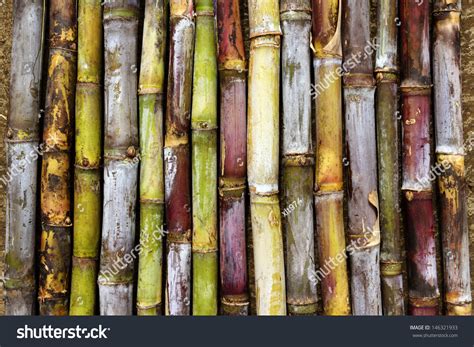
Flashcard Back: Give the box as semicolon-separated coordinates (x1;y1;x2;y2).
99;0;140;315
5;0;45;315
280;0;317;315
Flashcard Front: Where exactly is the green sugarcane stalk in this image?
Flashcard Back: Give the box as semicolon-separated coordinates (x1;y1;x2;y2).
137;0;167;316
375;0;405;316
69;0;102;316
191;0;218;315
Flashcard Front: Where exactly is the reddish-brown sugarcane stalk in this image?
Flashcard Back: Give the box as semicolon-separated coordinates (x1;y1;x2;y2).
281;0;317;316
164;0;195;315
400;0;440;316
312;0;351;316
342;0;382;315
433;0;472;315
217;0;249;316
38;0;77;316
375;0;405;315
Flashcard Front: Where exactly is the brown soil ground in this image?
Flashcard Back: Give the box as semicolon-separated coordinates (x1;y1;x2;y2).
461;0;474;308
0;0;473;316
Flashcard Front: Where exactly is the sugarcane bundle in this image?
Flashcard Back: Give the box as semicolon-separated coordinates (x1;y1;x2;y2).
99;0;140;315
432;0;472;316
400;0;440;316
281;0;317;316
312;0;350;316
191;0;218;315
38;0;77;316
5;0;44;315
137;0;167;316
342;0;382;315
375;0;405;315
164;0;195;316
70;0;102;316
247;0;286;315
216;0;249;316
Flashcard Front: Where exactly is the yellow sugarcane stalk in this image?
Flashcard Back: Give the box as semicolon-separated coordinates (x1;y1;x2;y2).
312;0;350;315
247;0;286;315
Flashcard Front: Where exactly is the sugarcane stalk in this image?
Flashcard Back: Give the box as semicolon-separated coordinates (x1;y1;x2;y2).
432;0;472;316
5;0;44;315
69;0;102;316
136;0;167;316
375;0;405;316
400;0;440;316
38;0;77;316
191;0;218;316
98;0;140;316
280;0;316;316
312;0;350;316
164;0;195;316
342;0;382;315
248;0;286;316
216;0;249;316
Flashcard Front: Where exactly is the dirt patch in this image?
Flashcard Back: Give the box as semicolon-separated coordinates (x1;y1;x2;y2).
461;0;474;309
